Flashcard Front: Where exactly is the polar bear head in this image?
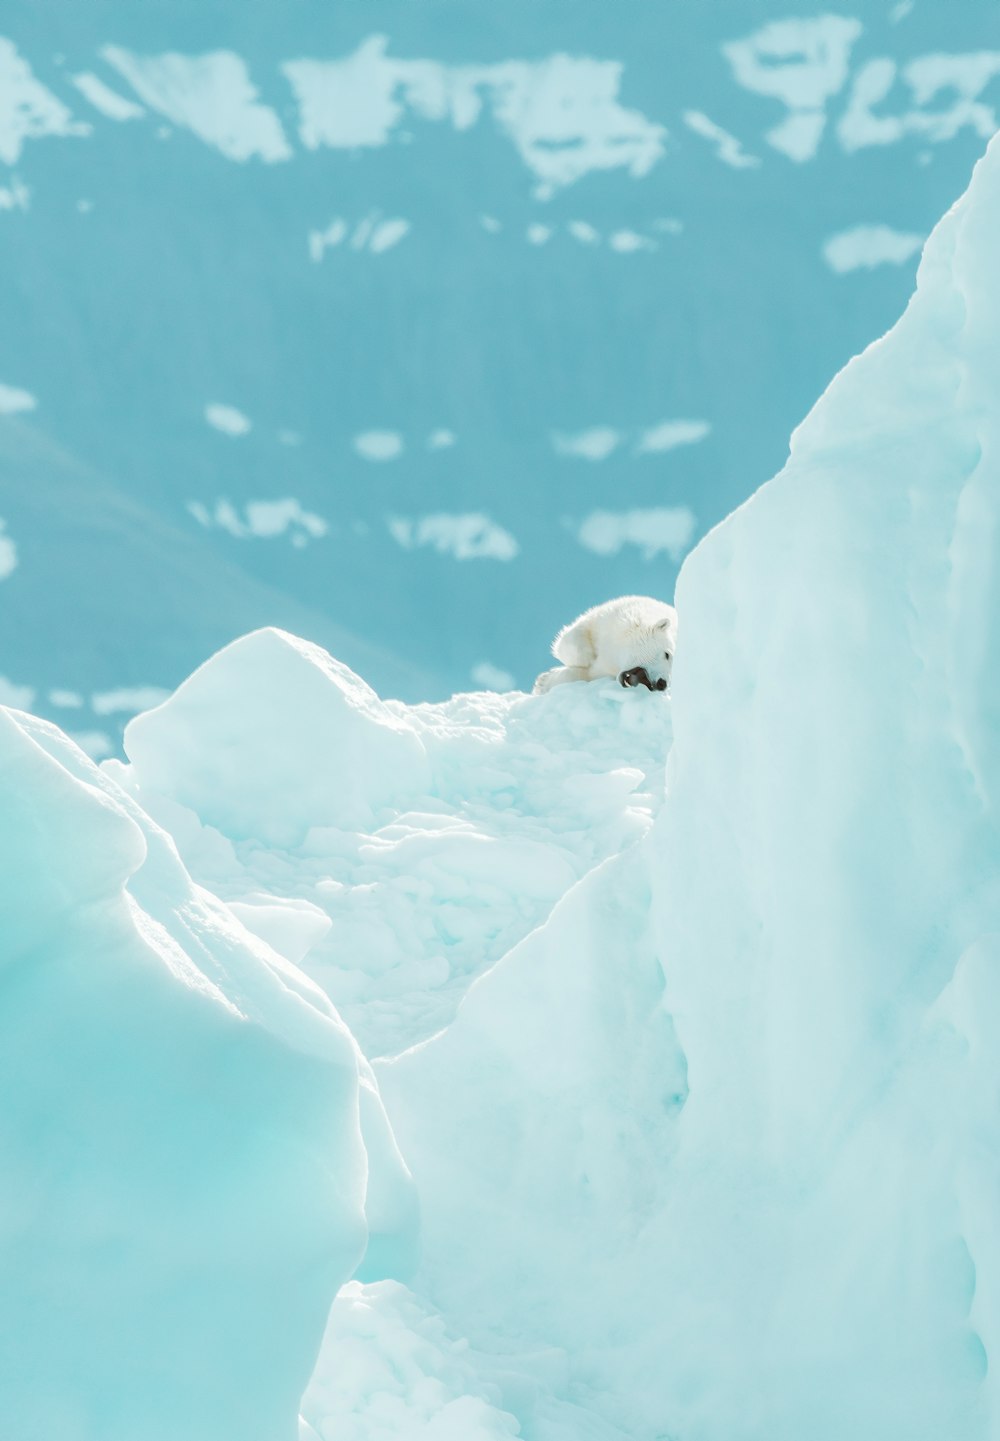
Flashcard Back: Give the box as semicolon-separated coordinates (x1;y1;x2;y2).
549;594;678;692
610;612;677;691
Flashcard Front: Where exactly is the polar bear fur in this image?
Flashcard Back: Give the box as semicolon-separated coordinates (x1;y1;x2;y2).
533;595;678;694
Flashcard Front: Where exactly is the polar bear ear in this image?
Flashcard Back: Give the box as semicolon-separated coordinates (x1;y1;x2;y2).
654;617;673;631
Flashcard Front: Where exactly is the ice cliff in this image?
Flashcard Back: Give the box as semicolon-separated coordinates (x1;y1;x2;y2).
1;135;999;1440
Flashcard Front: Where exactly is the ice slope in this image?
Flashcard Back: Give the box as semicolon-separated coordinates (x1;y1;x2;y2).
0;703;402;1441
377;132;1000;1440
109;626;672;1056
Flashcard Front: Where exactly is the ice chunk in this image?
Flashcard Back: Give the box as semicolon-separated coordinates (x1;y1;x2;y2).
112;662;671;1059
301;1282;520;1440
123;628;431;845
0;705;369;1441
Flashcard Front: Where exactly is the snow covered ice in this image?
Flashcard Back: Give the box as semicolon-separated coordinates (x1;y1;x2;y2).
110;626;671;1059
0;706;372;1441
2;134;1000;1441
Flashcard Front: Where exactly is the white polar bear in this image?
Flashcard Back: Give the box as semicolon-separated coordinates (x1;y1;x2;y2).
533;594;678;694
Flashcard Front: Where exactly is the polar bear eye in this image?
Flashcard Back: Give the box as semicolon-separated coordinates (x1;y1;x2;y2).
664;651;672;661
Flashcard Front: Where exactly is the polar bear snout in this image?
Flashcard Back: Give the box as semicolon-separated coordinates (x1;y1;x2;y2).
619;666;666;692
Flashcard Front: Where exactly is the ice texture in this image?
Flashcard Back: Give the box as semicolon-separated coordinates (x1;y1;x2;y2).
123;628;431;846
0;706;370;1441
112;629;671;1056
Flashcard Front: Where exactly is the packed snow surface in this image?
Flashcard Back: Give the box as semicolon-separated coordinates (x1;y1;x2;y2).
111;628;671;1057
4;133;1000;1441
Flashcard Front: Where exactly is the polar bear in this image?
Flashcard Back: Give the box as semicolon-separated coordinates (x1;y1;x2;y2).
533;595;678;694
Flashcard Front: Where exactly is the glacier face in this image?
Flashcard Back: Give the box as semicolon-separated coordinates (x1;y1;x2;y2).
1;1;999;742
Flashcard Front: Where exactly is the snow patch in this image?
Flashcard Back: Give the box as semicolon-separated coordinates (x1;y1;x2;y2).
554;422;708;459
568;219;600;244
839;52;1000;152
388;514;519;562
552;426;620;460
354;431;404;461
309;218;348;261
0;382;38;416
282;37;665;193
683;109;761;168
72;71;146;121
609;229;655;253
91;687;172;717
0;176;30;212
369;218;411;253
309;215;411;261
102;46;292;163
635;419;711;453
574;506;697;561
0;519;17;579
187;498;328;546
0;38;91;165
205;402;252;436
724;16;863;161
822;223;925;272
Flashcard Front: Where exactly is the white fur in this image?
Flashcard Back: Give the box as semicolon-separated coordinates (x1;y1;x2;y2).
533;595;678;694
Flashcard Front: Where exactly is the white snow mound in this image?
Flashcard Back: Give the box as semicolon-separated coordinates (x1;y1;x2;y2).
113;654;673;1057
123;626;431;846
